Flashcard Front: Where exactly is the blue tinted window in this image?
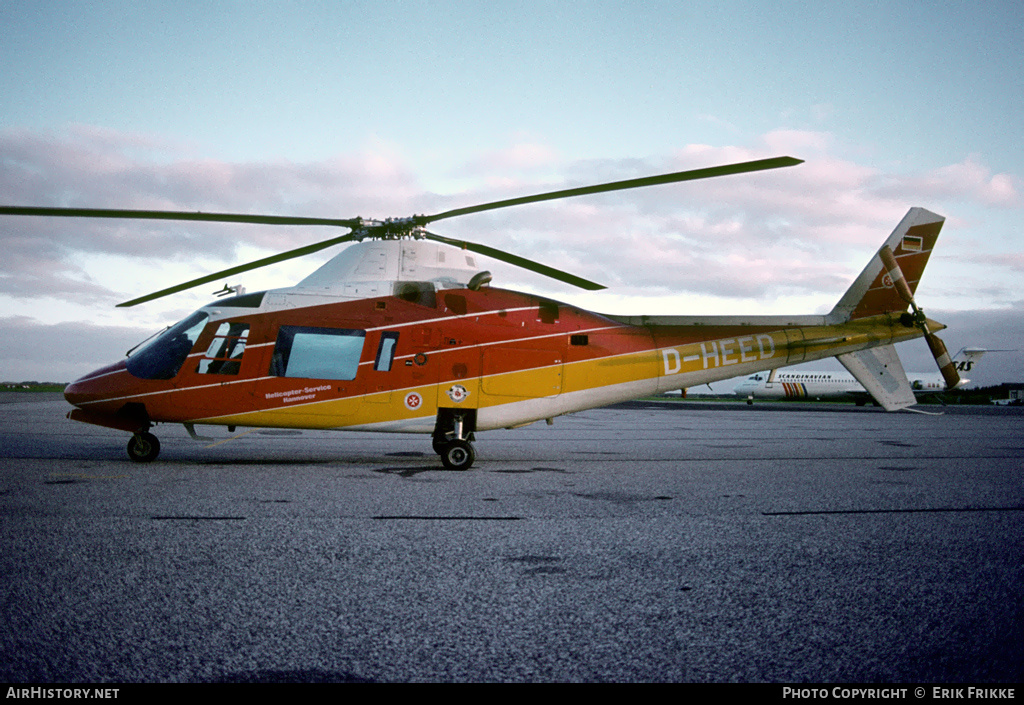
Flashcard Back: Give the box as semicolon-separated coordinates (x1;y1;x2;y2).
127;311;209;380
270;326;366;380
374;332;400;372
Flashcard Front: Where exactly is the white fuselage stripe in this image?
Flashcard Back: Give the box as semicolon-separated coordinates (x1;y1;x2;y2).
75;322;627;407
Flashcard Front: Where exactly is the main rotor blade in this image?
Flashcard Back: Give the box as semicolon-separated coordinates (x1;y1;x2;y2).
422;232;605;291
0;205;363;229
3;155;803;305
422;156;803;224
0;205;364;306
116;232;360;307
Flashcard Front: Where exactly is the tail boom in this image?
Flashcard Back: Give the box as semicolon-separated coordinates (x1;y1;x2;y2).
625;207;948;410
647;311;934;395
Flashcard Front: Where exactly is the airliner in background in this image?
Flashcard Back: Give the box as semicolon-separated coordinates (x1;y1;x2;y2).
733;348;990;405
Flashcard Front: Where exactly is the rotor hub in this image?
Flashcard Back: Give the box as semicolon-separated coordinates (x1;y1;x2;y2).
351;216;430;241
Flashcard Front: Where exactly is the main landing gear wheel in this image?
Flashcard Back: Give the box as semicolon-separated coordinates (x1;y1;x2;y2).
439;439;476;471
127;432;160;463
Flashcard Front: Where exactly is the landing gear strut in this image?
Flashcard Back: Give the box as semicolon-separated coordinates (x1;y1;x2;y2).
127;431;160;463
433;409;477;470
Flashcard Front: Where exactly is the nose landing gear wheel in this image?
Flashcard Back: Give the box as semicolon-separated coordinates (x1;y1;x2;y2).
127;432;160;462
439;439;475;471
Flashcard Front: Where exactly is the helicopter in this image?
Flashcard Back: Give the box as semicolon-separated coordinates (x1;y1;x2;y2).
0;156;959;469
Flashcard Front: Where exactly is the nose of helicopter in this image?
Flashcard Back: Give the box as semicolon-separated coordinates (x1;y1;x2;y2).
63;378;91;407
63;360;128;408
63;359;153;434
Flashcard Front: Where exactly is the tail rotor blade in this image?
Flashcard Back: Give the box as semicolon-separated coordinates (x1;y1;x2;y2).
879;246;958;389
878;246;916;306
926;332;961;390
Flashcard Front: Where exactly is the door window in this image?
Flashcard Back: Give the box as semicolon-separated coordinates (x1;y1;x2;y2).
197;322;250;375
270;326;366;380
374;332;400;372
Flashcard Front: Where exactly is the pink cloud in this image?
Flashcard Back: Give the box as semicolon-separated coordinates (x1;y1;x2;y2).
2;126;1021;308
458;140;561;176
877;155;1023;208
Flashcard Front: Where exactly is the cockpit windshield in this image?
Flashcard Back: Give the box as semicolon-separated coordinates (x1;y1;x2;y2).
126;311;209;380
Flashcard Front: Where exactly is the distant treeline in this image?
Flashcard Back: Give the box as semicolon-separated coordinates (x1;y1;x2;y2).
683;383;1023;405
1;382;67;392
923;383;1023;405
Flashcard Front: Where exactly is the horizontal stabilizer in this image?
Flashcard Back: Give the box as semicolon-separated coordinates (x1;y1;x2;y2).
837;344;916;411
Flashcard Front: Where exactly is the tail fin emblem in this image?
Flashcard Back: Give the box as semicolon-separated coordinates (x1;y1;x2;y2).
901;235;924;252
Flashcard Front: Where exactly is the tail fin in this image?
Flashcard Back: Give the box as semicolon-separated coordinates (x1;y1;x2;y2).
953;347;987;370
828;208;945;323
950;348;1012;387
828;208;946;411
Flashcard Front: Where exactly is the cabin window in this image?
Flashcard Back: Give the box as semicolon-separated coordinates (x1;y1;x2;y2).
197;322;249;375
374;332;400;372
126;311;209;380
270;326;366;380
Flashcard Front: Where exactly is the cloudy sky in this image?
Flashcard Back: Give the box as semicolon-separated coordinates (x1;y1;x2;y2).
1;1;1021;389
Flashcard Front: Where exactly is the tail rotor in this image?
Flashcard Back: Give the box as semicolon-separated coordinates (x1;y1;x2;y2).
878;245;960;390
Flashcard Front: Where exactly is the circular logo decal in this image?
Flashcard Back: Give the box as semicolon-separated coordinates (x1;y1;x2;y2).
446;384;470;403
404;392;423;410
881;273;894;288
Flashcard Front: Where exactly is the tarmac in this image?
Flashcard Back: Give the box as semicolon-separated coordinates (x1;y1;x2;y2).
1;392;1022;683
